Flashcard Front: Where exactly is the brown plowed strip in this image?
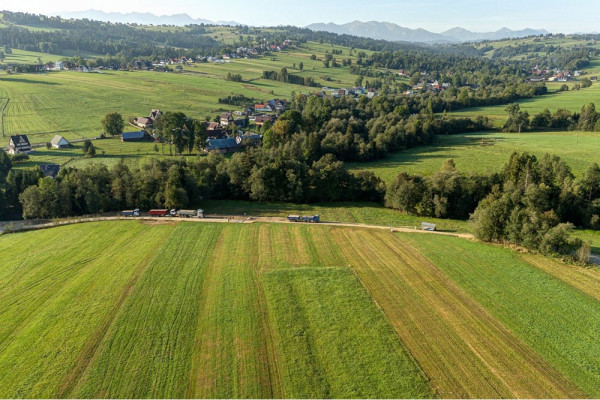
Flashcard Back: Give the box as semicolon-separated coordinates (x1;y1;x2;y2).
521;254;600;302
332;228;583;398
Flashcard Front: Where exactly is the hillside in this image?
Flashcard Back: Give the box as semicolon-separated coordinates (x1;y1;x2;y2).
0;220;599;397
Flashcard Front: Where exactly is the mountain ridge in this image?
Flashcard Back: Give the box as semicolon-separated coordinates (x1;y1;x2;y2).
51;9;240;26
307;20;549;43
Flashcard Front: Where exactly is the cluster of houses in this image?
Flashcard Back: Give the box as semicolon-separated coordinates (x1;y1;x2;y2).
529;66;592;82
405;80;451;96
313;87;375;99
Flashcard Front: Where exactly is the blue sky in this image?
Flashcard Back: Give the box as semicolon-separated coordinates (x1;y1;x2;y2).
3;0;599;33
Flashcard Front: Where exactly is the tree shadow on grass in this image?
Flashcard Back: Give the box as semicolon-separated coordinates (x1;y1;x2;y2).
0;77;60;85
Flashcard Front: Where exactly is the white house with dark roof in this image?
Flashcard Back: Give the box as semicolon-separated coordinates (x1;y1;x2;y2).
7;135;32;154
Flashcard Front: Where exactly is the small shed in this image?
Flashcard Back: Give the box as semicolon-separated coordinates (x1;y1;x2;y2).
7;135;32;154
421;222;437;231
51;135;71;149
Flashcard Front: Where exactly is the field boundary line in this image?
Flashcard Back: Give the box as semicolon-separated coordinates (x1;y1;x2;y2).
0;97;8;137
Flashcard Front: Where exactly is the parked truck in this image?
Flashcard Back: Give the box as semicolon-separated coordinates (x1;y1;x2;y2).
288;215;319;223
121;209;140;217
149;209;169;217
175;209;204;218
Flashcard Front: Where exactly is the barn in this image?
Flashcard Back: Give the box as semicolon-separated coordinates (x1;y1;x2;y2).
121;131;152;142
51;135;71;149
206;138;239;153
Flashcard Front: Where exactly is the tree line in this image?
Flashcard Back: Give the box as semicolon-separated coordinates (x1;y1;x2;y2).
504;102;600;132
387;152;600;258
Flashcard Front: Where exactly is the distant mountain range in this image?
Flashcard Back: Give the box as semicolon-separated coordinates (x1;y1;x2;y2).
52;10;240;26
306;21;549;43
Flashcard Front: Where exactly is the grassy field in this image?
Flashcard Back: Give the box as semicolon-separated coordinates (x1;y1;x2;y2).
348;130;600;184
1;220;600;397
0;221;434;398
0;41;374;145
404;233;600;397
451;79;600;125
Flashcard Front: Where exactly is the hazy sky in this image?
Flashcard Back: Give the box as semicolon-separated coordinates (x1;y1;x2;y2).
3;0;599;33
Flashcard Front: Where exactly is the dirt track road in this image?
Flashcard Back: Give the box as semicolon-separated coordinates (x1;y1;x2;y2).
0;214;475;239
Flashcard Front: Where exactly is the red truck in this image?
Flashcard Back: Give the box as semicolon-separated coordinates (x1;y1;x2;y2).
149;209;169;217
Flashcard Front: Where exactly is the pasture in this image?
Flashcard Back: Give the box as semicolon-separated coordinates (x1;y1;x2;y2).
0;220;600;397
450;79;600;125
0;41;369;145
348;130;600;184
0;221;433;399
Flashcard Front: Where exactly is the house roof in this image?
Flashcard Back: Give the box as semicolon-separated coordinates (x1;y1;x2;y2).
255;115;275;123
121;131;148;140
51;135;70;146
9;135;31;151
135;117;152;125
207;122;221;130
207;138;238;150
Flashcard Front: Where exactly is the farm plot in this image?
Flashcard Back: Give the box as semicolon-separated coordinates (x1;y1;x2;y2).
404;233;600;397
332;228;582;398
348;130;600;184
0;221;175;398
0;221;434;398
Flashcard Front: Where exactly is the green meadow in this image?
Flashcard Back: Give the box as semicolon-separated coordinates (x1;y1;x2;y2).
1;220;600;397
348;130;600;184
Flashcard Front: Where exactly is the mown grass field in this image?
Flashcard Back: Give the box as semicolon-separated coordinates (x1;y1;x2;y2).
348;130;600;184
1;220;600;398
451;79;600;125
0;221;434;398
0;41;372;145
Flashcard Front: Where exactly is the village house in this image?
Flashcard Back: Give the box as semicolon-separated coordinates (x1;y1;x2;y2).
206;122;225;139
134;109;162;129
254;115;276;126
134;117;153;129
7;135;32;154
254;103;273;113
51;135;71;149
220;112;235;127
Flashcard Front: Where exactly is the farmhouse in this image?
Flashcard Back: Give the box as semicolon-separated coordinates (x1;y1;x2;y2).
206;122;225;139
51;135;71;149
134;109;162;129
121;131;152;142
220;112;235;127
7;135;32;154
134;117;153;129
254;115;275;126
254;103;273;113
